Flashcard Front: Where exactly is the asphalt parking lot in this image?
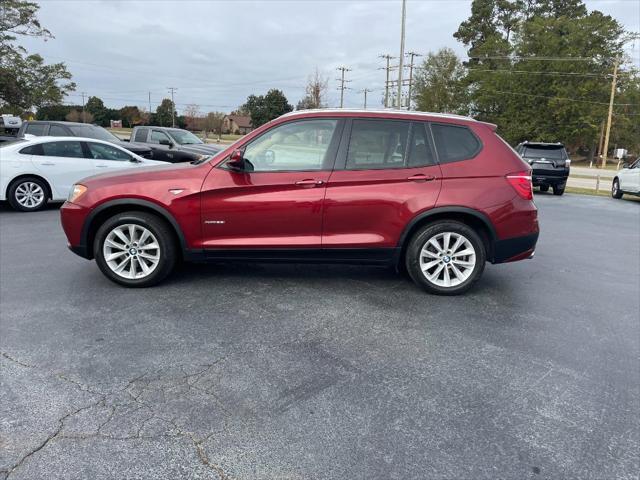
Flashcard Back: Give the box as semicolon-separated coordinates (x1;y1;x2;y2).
1;194;638;480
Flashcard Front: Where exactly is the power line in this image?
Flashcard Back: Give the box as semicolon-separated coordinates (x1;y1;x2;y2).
336;66;352;108
492;90;636;106
466;68;628;78
379;54;396;108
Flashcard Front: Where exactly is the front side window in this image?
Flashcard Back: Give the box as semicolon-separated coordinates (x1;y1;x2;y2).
49;125;69;136
346;120;410;170
25;124;47;136
87;142;132;161
150;130;172;144
242;119;338;172
431;124;481;163
41;141;85;158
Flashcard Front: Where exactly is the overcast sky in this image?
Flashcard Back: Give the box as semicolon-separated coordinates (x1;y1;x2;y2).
20;0;640;114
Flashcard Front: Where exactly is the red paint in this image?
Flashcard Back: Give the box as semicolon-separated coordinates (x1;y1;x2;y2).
61;110;538;262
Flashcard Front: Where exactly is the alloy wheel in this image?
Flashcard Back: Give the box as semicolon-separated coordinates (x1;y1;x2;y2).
15;182;45;209
419;232;477;288
103;224;161;279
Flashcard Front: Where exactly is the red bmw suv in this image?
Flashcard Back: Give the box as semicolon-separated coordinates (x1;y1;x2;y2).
61;109;538;295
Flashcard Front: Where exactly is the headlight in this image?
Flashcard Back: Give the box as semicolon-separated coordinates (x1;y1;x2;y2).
68;184;87;203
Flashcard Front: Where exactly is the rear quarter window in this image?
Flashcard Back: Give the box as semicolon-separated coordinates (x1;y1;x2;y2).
431;123;481;163
134;128;149;143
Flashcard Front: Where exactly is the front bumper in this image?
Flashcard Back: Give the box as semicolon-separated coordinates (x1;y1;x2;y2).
60;201;92;259
493;232;539;263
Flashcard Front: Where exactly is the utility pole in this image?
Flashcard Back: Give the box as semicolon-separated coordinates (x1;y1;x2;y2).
81;92;87;123
379;54;395;108
601;59;618;168
167;87;178;127
397;0;407;109
148;91;152;123
359;88;373;109
405;51;422;110
336;67;351;108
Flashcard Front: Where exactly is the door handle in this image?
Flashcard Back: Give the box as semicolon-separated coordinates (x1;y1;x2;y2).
295;179;324;186
40;162;55;166
407;174;436;182
96;164;108;168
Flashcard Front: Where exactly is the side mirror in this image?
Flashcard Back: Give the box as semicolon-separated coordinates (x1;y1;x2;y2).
622;162;629;169
226;149;246;172
159;138;172;147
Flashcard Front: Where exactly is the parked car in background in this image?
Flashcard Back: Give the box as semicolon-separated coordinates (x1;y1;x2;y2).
61;109;539;295
612;157;640;199
515;141;570;195
17;121;153;159
0;114;22;143
0;136;167;212
130;126;223;163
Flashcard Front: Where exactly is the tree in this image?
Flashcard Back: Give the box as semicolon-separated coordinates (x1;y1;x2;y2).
412;48;469;114
201;112;225;138
0;0;75;113
85;96;107;124
155;98;175;127
65;109;93;123
297;69;329;110
454;0;635;155
184;104;200;130
119;105;142;128
242;89;293;127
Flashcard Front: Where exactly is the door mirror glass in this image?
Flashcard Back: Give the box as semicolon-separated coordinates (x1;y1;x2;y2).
159;138;172;147
226;149;248;172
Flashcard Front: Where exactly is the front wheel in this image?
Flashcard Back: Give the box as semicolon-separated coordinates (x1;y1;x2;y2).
94;211;177;287
405;221;486;295
612;178;623;199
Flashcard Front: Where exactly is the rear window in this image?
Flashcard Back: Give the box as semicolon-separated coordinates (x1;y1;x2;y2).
522;146;566;160
431;124;481;163
134;128;149;143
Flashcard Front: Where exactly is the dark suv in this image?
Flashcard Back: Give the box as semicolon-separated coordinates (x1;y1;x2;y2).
18;121;153;159
61;109;539;295
515;141;570;195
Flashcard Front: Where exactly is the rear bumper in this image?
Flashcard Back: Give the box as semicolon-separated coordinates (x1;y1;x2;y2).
532;169;569;186
492;232;539;263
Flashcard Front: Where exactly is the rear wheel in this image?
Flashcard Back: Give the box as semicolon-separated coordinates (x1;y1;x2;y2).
553;185;565;196
539;185;549;192
8;177;48;212
612;178;623;199
94;211;177;287
405;221;486;295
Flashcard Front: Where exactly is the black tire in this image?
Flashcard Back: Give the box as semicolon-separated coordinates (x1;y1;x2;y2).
539;185;549;192
7;177;48;212
612;178;623;199
405;220;486;296
553;185;565;196
94;211;177;287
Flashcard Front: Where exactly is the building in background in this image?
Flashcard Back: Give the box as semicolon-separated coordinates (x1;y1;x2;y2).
223;115;252;134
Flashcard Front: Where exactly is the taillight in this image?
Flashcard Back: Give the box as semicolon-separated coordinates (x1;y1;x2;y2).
506;171;533;200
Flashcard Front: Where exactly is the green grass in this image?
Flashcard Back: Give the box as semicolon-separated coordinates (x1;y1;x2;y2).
563;186;640;201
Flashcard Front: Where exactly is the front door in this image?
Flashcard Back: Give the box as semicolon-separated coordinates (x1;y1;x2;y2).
322;119;442;249
200;118;343;250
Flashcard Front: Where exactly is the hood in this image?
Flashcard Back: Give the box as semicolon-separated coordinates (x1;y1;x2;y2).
178;143;223;155
119;141;152;153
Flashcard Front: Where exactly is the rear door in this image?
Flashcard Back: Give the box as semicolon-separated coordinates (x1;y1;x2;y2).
31;140;96;197
322;119;442;249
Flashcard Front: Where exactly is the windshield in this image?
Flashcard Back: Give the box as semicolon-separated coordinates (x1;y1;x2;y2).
68;125;121;142
167;130;203;145
522;146;565;160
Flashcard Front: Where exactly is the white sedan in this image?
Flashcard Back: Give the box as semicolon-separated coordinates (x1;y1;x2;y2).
0;136;168;212
612;157;640;199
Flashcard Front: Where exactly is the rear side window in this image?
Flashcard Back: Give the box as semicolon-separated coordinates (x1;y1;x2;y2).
407;123;437;167
346;120;410;170
41;141;85;158
49;125;68;136
431;124;481;163
87;142;132;161
19;144;43;155
134;128;149;143
25;124;47;136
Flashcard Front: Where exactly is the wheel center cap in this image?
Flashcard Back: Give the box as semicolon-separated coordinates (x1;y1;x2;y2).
129;247;138;256
442;256;451;263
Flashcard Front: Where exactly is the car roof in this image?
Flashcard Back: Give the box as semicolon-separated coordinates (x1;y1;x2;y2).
25;120;102;127
21;136;126;146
